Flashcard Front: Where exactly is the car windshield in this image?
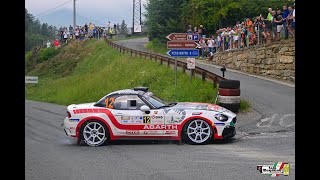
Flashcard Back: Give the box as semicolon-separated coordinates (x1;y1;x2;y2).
146;95;169;108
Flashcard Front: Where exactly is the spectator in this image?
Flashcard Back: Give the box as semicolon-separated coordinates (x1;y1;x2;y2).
232;26;239;49
267;8;273;21
93;24;97;38
46;40;51;48
197;25;206;39
271;10;278;40
54;38;60;48
194;26;197;33
282;5;289;39
241;23;247;47
59;30;64;41
223;28;231;50
114;24;117;35
274;8;283;41
69;25;74;38
287;6;295;38
199;38;206;59
260;23;271;44
216;30;222;52
75;27;80;42
245;18;254;33
207;37;214;54
84;23;88;33
63;30;68;43
187;25;193;34
292;5;295;34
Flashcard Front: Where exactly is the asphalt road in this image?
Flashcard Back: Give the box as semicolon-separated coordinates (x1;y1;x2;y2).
26;38;295;180
26;100;295;180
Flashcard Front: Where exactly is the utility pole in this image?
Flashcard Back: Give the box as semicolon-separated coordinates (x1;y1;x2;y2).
73;0;76;29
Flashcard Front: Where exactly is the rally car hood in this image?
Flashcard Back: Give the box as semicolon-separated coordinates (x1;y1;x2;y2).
68;102;96;109
172;102;228;113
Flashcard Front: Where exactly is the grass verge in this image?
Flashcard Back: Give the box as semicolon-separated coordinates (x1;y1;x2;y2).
25;39;250;112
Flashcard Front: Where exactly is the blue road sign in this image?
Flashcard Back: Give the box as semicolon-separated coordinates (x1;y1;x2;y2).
166;49;199;57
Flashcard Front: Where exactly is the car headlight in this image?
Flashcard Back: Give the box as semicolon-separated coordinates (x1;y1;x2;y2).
214;114;229;122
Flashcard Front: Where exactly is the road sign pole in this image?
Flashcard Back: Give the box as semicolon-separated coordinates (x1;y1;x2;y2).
175;57;177;88
190;69;192;83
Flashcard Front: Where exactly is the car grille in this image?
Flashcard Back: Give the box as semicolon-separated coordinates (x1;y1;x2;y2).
222;127;236;138
232;117;237;124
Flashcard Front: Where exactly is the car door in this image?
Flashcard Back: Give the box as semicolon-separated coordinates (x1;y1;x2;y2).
110;95;165;136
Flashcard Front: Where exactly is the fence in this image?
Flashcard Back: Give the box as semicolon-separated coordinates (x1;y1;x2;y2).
105;38;226;87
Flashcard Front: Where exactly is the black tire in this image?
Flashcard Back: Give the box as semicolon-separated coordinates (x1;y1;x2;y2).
219;80;240;89
79;120;110;147
218;103;240;113
182;119;213;145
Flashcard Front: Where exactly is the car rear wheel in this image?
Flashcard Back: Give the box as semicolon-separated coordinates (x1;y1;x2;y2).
183;119;212;145
80;120;109;147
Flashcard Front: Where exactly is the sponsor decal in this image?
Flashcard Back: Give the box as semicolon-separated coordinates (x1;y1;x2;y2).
215;122;225;126
69;118;80;122
143;130;159;135
143;124;178;130
192;112;202;115
126;130;139;135
121;120;129;123
208;104;222;111
154;111;158;114
151;120;163;124
143;116;151;124
70;127;75;129
122;116;130;120
164;109;186;123
257;162;290;177
164;130;178;135
152;115;164;119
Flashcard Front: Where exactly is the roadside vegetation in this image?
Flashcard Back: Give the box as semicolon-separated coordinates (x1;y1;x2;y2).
25;40;249;111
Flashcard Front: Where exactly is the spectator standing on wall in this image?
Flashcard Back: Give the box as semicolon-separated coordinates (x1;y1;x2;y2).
197;25;203;39
232;26;239;49
217;30;222;52
245;18;254;34
274;8;283;41
46;40;51;48
199;38;206;59
207;37;214;55
241;23;247;47
187;25;193;34
267;8;273;21
260;23;271;44
287;6;295;38
282;5;289;39
271;10;277;40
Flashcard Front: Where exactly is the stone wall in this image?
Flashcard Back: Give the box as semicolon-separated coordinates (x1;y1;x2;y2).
212;39;295;82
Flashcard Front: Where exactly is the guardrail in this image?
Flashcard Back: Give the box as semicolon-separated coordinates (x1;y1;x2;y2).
105;38;226;87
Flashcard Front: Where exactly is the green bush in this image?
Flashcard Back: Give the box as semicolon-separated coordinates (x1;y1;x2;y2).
37;47;59;63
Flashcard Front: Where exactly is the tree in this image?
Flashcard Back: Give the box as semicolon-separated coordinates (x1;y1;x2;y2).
25;8;57;51
145;0;291;41
120;20;129;35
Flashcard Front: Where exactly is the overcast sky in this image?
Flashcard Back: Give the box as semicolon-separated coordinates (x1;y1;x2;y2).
25;0;147;27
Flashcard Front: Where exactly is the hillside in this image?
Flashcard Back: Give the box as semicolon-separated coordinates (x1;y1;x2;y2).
25;39;249;111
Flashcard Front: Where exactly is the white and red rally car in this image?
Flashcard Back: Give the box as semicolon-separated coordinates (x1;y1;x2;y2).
63;87;237;146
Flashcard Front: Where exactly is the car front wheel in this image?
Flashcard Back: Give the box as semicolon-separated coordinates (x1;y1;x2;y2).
183;119;212;145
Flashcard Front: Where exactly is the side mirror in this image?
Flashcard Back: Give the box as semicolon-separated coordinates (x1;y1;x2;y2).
140;105;150;114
